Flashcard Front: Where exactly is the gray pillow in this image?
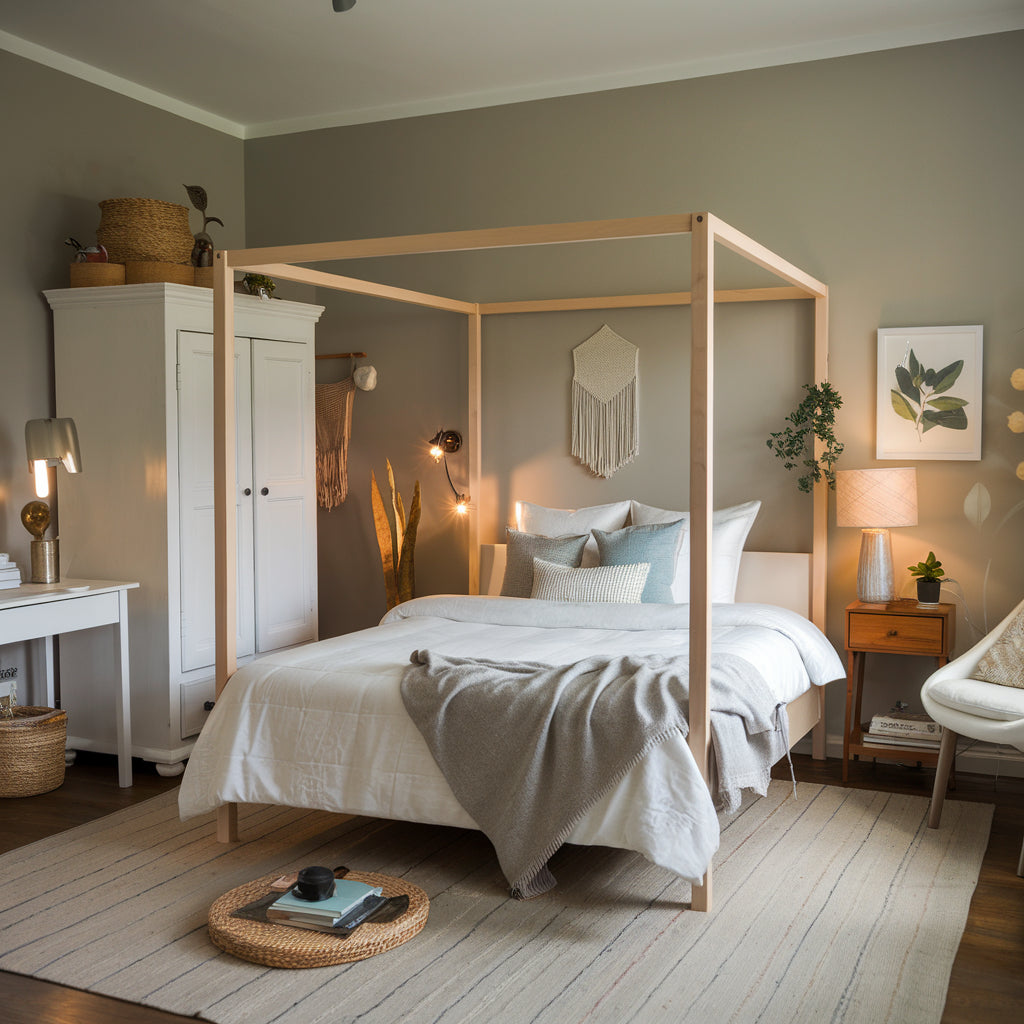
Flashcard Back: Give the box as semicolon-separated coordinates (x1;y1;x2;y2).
500;528;588;598
593;519;685;603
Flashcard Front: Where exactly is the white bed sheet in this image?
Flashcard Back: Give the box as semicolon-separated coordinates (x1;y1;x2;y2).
178;596;843;884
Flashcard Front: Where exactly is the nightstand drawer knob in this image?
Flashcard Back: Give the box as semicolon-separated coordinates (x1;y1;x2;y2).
887;629;898;637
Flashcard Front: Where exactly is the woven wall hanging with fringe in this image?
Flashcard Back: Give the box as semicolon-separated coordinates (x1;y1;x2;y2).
571;324;639;478
315;377;355;508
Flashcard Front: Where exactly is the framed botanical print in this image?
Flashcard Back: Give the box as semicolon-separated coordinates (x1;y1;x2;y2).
876;325;983;461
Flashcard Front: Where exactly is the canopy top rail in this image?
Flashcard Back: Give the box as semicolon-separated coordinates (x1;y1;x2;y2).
215;212;828;310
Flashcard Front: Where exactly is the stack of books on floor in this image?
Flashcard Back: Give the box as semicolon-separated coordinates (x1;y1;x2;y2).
266;877;384;933
0;562;22;590
863;709;942;750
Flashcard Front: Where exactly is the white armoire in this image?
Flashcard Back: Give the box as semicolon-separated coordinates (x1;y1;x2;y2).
46;283;323;773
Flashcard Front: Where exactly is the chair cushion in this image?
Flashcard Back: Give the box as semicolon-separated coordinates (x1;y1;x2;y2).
926;675;1024;722
974;605;1024;689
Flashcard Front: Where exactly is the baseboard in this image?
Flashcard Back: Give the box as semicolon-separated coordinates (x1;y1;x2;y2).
792;732;1024;779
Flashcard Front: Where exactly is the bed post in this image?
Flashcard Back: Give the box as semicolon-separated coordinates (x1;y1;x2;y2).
213;250;239;843
468;309;482;594
689;213;715;913
811;292;830;759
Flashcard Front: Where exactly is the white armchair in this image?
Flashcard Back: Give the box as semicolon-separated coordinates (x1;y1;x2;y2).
921;596;1024;875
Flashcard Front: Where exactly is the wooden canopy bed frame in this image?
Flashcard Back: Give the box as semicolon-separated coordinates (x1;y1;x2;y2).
209;212;830;912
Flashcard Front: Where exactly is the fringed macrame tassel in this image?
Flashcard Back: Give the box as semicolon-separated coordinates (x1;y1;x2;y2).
570;324;639;478
315;377;355;509
571;378;638;479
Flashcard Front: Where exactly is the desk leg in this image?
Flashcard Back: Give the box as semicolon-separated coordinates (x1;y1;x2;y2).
43;635;56;708
113;589;133;787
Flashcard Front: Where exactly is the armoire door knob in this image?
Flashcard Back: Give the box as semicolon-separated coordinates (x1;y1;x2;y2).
243;488;252;496
260;487;269;496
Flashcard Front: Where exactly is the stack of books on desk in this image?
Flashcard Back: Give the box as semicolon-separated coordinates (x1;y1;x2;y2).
266;877;384;933
863;710;942;750
0;562;22;590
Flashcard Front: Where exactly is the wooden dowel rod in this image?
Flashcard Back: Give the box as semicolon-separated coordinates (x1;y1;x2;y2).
315;352;367;360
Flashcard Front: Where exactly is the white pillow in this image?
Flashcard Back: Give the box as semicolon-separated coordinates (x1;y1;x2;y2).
530;557;650;603
629;499;762;603
515;499;630;567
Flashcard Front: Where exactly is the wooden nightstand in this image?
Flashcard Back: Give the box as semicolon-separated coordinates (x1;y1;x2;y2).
843;599;956;782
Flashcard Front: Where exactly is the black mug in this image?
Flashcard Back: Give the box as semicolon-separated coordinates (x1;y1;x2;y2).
292;865;336;901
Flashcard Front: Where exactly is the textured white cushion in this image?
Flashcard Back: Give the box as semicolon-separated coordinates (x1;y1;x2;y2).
530;557;650;603
516;500;631;567
925;675;1024;722
974;606;1024;688
629;499;761;603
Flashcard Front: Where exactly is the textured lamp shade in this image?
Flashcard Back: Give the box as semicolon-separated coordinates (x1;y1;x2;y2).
836;468;918;603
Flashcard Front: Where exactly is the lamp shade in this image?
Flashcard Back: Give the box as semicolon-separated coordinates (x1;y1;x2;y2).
25;417;83;474
836;468;917;528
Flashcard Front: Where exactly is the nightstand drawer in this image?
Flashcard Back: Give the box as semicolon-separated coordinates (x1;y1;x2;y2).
848;612;944;654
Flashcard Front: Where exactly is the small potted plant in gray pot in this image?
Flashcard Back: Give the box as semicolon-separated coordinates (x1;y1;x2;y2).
908;551;945;607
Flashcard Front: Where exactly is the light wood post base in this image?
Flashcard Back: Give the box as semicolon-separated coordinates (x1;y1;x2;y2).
691;870;712;912
217;802;239;843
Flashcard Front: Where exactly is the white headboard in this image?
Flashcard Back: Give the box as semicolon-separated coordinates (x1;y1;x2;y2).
479;544;812;618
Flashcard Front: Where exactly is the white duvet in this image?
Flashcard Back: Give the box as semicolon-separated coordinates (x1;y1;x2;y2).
178;596;844;884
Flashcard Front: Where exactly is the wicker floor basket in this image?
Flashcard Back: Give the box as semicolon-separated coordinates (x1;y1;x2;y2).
96;197;194;265
0;707;67;798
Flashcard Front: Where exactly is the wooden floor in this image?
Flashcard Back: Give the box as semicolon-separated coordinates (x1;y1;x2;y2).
0;752;1021;1024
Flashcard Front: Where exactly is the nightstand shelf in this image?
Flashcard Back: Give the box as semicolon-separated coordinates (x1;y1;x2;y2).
843;599;956;781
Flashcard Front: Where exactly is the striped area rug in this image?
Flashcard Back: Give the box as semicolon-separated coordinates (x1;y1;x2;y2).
0;781;991;1024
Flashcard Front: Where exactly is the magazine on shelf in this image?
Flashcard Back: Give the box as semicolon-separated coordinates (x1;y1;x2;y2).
863;732;941;750
869;710;942;739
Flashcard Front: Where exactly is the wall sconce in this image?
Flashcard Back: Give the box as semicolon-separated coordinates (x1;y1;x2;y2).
428;429;469;515
836;467;918;603
23;417;83;583
25;417;83;498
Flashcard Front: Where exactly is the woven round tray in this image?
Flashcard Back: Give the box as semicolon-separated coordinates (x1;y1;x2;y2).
208;870;429;968
0;706;67;798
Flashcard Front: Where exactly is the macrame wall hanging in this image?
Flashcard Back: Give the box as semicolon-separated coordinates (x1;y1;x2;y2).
571;324;639;478
315;376;356;509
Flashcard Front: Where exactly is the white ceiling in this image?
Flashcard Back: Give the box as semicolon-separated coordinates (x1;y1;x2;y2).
2;0;1022;139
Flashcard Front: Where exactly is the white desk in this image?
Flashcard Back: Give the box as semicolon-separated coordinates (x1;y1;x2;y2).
0;580;139;787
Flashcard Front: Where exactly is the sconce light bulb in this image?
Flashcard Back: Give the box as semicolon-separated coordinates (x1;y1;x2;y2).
33;460;49;499
429;445;443;462
455;496;469;515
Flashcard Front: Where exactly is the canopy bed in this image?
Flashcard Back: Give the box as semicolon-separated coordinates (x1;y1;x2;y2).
194;213;834;912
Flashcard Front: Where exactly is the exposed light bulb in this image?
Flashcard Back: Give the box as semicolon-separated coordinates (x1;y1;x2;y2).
429;444;443;462
33;460;49;498
455;496;469;515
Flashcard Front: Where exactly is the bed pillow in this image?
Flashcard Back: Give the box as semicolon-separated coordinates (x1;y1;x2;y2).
515;500;631;567
593;519;685;603
530;557;650;604
499;528;589;598
973;606;1024;689
629;499;762;603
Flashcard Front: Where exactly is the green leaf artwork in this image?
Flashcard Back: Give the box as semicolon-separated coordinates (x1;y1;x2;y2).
890;348;969;440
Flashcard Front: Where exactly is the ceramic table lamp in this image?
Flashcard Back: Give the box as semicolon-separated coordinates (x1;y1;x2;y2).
836;467;918;603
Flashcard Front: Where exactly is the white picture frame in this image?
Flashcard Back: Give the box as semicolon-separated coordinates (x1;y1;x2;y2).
876;325;983;461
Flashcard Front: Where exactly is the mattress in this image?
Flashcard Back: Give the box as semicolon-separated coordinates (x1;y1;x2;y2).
178;596;844;883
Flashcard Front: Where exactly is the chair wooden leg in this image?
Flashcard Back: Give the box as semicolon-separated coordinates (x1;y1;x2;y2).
928;729;958;828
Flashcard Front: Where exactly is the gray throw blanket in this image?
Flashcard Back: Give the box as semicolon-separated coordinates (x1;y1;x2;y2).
400;649;789;899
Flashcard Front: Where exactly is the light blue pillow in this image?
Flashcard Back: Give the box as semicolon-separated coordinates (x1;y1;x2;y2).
593;519;685;603
500;528;588;598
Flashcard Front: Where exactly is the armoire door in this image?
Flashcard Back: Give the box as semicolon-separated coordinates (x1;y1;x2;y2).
177;331;257;671
250;337;316;651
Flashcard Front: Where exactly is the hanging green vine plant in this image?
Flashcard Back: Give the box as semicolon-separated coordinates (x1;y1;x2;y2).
766;382;844;493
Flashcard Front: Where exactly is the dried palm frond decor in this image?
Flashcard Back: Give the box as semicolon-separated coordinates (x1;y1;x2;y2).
371;461;421;610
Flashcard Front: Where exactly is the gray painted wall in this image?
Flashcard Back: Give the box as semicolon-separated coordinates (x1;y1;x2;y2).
2;32;1022;744
0;49;244;696
246;32;1024;738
